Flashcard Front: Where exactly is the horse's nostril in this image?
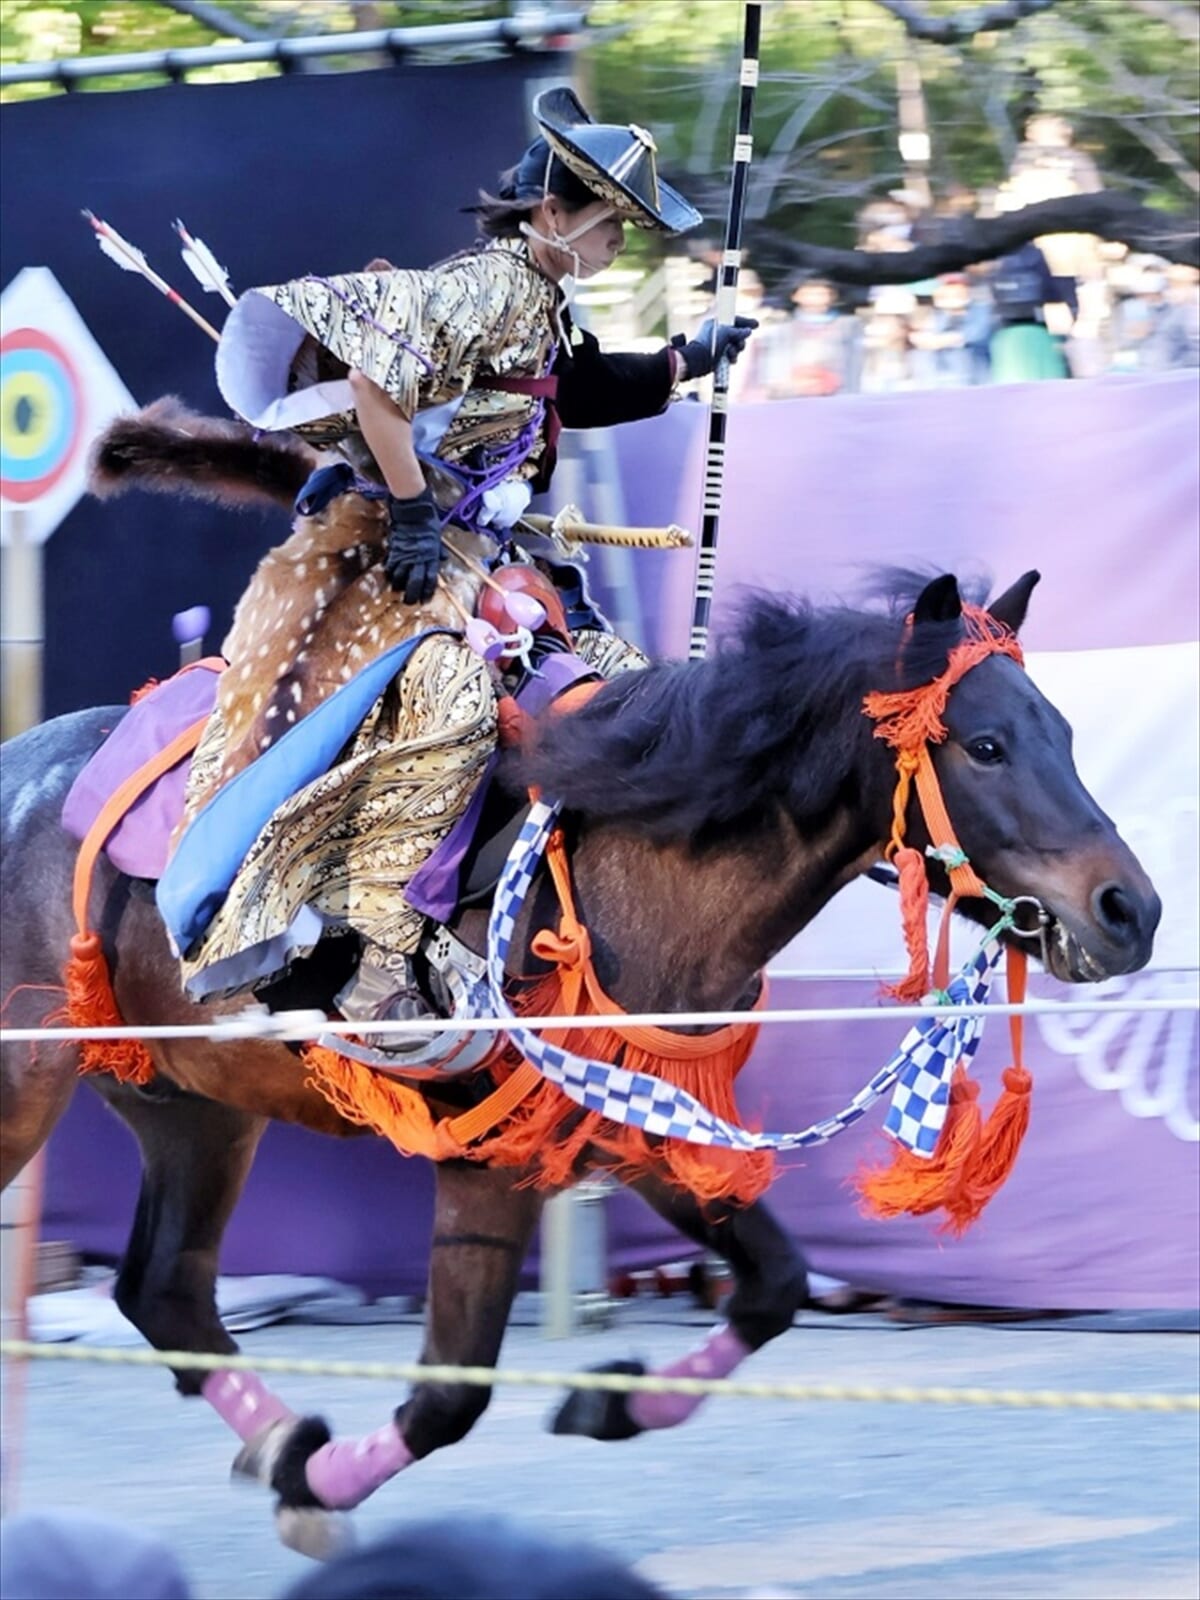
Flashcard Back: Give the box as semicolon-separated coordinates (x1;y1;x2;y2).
1094;881;1137;937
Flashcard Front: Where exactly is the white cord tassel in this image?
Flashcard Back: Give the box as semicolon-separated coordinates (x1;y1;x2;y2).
173;219;237;307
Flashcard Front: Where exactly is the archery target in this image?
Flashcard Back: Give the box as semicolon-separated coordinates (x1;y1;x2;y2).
0;326;84;504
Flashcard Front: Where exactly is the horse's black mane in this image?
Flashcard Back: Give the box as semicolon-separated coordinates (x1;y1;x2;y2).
517;573;989;844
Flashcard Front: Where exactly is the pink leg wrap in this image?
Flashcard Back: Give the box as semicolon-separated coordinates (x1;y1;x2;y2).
628;1324;751;1432
202;1369;294;1443
304;1421;414;1511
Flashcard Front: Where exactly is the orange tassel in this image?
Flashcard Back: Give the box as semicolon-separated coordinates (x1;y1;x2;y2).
943;1065;1033;1232
856;1066;982;1220
128;677;160;705
57;932;156;1086
496;695;533;749
302;1043;463;1161
886;846;931;1002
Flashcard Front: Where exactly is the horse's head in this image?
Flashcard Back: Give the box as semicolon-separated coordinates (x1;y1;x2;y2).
904;572;1161;982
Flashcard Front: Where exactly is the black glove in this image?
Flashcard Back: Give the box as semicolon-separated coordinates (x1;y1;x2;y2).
671;315;759;380
384;488;444;606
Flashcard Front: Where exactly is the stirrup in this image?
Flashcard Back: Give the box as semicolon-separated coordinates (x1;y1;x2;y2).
323;948;496;1077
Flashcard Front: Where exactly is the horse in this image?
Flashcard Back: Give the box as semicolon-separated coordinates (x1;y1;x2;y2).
0;566;1160;1556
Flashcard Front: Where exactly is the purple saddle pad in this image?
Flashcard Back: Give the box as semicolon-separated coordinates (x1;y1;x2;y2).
62;664;222;881
406;651;598;923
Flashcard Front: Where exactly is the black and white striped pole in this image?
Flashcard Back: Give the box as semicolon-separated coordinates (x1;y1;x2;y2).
688;0;762;662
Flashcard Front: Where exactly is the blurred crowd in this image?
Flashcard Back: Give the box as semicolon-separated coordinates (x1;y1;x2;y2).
728;115;1200;401
733;249;1200;402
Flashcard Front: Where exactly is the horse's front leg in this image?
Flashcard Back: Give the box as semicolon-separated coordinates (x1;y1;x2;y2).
258;1159;541;1519
552;1174;808;1440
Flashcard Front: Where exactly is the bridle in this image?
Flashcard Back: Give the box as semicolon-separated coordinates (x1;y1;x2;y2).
863;603;1051;1005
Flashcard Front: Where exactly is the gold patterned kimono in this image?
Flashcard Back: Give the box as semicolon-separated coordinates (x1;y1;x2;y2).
181;238;644;999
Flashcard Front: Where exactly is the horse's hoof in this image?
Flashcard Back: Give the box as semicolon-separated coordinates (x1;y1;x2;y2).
232;1417;300;1488
275;1505;356;1562
232;1414;332;1510
549;1359;645;1441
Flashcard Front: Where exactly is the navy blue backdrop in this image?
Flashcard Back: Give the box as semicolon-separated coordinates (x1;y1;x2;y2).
0;57;554;715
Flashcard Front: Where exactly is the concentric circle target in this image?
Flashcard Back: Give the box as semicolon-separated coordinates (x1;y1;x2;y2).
0;326;85;504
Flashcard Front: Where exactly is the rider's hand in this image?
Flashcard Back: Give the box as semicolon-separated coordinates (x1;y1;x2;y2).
384;488;444;606
671;316;759;380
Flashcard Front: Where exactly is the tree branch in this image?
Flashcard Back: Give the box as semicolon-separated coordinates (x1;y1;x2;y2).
772;191;1199;283
1046;15;1200;194
870;0;1058;44
157;1;272;42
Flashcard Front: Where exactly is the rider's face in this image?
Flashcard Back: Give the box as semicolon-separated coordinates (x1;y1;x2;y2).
543;198;628;277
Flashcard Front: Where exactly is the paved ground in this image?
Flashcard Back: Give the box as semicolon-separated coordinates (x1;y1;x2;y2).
8;1304;1199;1600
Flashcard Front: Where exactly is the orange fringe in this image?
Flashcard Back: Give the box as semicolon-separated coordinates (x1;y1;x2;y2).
303;970;774;1206
301;1042;475;1161
887;845;931;1002
864;608;1024;755
855;1066;982;1227
487;971;773;1205
54;932;156;1086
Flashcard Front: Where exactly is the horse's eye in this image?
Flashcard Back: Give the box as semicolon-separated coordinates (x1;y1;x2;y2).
966;736;1004;765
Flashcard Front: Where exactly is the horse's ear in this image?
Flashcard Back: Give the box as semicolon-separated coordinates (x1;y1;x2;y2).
911;574;962;626
988;570;1041;635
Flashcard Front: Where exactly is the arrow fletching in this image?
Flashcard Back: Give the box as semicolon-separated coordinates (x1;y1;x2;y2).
80;209;222;344
84;210;150;274
174;219;237;306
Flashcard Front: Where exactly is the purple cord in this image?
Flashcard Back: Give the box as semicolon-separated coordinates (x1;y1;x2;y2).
443;403;546;532
303;276;435;374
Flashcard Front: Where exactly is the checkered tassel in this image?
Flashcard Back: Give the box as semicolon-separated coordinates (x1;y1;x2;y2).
856;943;1004;1231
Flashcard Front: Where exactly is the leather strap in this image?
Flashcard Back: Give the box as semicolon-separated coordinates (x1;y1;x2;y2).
444;1060;542;1147
72;715;210;936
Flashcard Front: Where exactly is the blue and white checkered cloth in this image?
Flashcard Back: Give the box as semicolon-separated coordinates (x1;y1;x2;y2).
486;798;1001;1157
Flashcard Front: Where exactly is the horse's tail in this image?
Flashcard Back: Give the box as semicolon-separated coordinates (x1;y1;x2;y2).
90;396;316;512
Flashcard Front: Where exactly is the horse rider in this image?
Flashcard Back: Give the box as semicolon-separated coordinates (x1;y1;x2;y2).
173;88;757;1035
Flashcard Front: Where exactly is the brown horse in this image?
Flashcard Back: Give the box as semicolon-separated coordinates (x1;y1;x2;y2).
0;569;1159;1556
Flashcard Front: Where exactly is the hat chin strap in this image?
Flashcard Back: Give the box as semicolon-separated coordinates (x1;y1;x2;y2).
519;205;616;299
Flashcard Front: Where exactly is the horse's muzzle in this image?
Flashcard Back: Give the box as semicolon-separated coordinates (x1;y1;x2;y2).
1045;874;1161;982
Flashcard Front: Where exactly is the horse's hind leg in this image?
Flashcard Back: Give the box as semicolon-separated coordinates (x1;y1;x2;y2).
0;1038;78;1192
552;1175;809;1440
261;1160;542;1520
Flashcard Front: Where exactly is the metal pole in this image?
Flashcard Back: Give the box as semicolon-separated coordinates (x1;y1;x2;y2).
540;1193;577;1339
688;1;763;661
0;1152;45;1514
0;11;589;87
1;508;44;740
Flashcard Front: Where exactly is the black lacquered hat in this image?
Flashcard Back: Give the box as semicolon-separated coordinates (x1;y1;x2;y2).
531;86;702;235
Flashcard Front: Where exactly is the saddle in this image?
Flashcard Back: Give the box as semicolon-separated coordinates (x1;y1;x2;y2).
60;625;598;1068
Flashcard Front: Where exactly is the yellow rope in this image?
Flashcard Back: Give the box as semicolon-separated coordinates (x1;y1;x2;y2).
2;1341;1196;1414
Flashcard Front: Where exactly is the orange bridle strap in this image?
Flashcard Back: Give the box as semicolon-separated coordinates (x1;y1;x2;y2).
865;604;1023;894
863;605;1028;1002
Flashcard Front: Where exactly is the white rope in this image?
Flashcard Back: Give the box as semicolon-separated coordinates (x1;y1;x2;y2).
0;995;1195;1047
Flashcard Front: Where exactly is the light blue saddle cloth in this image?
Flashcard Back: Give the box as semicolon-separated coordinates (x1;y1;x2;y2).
156;629;444;957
